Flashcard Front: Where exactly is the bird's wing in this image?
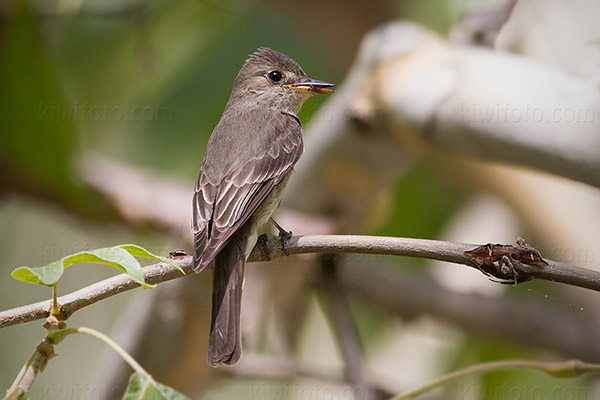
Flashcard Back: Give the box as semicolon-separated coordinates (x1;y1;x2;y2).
192;113;303;271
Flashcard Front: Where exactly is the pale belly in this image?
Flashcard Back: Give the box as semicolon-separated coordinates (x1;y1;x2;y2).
243;171;292;259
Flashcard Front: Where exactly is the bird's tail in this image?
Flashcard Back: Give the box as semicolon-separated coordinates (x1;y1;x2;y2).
207;233;246;367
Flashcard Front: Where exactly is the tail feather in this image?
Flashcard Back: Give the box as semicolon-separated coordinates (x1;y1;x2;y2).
207;233;246;367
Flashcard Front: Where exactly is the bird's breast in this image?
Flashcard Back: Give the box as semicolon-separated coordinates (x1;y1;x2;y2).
252;171;293;230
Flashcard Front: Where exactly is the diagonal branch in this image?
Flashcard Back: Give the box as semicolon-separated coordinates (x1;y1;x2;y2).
1;234;599;330
319;256;370;397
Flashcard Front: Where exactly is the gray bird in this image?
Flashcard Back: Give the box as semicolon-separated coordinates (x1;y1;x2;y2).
192;48;333;367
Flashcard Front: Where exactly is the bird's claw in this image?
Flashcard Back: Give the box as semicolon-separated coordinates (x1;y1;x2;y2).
270;217;292;256
280;229;292;256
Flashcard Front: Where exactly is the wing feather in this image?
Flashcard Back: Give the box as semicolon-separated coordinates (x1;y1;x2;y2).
192;113;303;271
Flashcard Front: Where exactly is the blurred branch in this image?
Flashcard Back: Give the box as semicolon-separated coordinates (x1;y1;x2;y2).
3;21;595;240
2;234;600;330
450;0;517;46
9;22;597;239
34;1;147;19
284;21;600;231
225;352;393;399
79;154;191;234
224;352;344;381
320;256;369;399
340;258;600;361
89;286;159;396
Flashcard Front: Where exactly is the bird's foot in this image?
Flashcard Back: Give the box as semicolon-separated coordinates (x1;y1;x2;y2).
270;217;292;256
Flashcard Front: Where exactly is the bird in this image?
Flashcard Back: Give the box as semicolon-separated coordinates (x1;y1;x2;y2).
192;47;334;367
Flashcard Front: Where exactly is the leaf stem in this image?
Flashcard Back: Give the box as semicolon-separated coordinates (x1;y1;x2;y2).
71;327;150;377
51;284;60;316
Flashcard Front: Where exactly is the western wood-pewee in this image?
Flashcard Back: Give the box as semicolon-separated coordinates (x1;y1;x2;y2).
192;48;333;367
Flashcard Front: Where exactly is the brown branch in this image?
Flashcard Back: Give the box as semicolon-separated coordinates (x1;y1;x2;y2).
0;252;193;329
1;235;599;330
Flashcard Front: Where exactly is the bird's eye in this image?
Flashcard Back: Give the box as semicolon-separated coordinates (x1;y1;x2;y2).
267;70;283;82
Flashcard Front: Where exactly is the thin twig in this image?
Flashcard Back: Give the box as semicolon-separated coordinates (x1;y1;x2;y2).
4;325;153;400
4;351;40;400
391;359;600;400
4;318;64;400
1;235;599;329
71;327;150;376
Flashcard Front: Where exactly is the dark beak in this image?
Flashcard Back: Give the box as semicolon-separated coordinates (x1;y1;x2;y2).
283;79;335;94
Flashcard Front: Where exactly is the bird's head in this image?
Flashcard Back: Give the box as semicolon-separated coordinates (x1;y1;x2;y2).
231;47;334;114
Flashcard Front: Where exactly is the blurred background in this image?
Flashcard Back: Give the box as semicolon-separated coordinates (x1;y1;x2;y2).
1;0;600;399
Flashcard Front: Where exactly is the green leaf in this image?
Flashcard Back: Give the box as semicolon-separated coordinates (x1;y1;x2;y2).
63;247;154;289
122;373;189;400
10;244;178;288
12;260;64;286
119;244;185;275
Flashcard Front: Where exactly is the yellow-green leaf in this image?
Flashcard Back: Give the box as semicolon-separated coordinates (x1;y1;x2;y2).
122;373;189;400
11;260;63;286
10;244;173;288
